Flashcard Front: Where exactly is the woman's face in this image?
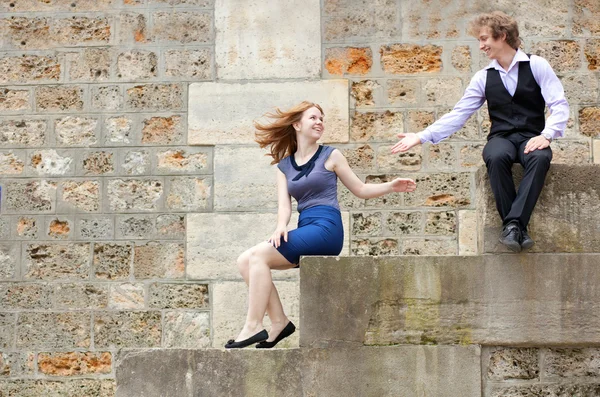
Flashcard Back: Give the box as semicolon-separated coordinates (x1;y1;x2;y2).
295;106;324;141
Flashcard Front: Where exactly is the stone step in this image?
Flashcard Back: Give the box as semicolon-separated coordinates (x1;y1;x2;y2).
477;164;600;253
300;254;600;348
115;345;480;397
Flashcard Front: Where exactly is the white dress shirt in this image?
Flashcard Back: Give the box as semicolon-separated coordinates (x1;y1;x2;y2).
418;49;569;143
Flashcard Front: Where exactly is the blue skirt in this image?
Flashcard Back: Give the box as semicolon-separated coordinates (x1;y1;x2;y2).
276;205;344;266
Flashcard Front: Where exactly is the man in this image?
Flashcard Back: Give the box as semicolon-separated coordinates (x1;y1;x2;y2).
392;11;569;252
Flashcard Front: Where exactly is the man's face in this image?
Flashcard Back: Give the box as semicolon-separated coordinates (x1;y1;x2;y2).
478;26;505;60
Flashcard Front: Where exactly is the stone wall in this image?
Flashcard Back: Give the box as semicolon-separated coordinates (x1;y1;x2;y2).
0;0;599;395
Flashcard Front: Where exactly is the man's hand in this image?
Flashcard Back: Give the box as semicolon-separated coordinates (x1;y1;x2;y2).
391;133;421;154
524;135;551;154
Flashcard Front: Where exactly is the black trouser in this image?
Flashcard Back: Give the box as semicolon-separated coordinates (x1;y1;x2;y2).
482;132;552;230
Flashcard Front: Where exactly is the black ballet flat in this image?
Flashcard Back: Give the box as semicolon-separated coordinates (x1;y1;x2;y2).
224;329;268;349
256;321;296;349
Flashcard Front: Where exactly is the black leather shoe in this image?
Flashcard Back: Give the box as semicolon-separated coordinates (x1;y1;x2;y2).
499;223;522;253
521;230;535;250
256;321;296;349
225;329;268;349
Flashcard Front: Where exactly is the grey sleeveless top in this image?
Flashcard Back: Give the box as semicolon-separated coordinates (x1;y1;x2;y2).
277;145;340;212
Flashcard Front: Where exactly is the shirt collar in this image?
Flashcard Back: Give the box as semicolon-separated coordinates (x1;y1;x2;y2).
485;49;529;72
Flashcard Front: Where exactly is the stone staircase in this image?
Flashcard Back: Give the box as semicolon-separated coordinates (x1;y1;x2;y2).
115;165;600;396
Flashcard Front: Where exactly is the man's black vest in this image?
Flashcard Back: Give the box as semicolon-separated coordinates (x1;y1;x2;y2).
485;57;546;140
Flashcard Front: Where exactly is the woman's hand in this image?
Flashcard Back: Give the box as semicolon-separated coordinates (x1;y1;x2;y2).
390;178;417;193
268;225;288;248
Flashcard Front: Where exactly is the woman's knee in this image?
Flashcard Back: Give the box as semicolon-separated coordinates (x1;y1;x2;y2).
237;251;250;275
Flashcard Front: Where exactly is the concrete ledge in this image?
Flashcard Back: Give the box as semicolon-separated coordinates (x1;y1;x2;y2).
115;345;480;397
477;164;600;253
300;255;600;347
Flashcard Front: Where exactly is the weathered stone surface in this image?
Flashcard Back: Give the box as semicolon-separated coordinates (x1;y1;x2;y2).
531;40;582;72
387;79;419;105
107;179;162;211
579;107;600;137
560;74;599;104
47;218;72;239
341;144;375;172
406;110;434;132
595;140;600;164
152;11;211;44
423;77;463;106
352;212;382;236
116;215;153;239
300;254;600;347
0;151;25;174
149;0;213;5
385;211;422;235
133;242;184;279
376;145;421;171
148;283;208;309
489;384;600;397
156;148;209;174
0;313;15;348
458;210;478;255
428;143;456;170
351;80;380;107
35;86;83;112
55;117;98;146
115;346;480;397
551;140;591;163
166;177;211;211
60;180;100;212
574;0;600;36
0;219;8;241
164;49;211;79
30;150;73;176
4;180;55;213
52;283;108;310
94;311;161;348
452;45;472;72
401;2;463;39
0;283;52;309
350;110;403;142
117;12;147;44
109;283;145;310
405;172;472;207
363;175;403;207
401;238;457;255
156;214;185;238
479;165;600;253
487;348;539;380
212;280;299;348
0;55;60;83
17;312;90;349
0;352;35;377
460;143;485;169
424;211;456;235
544;348;600;378
141;115;183;144
0;88;29;111
38;352;111;376
122;150;149;175
67;48;110;81
380;44;442;74
92;86;123;111
325;47;372;76
126;84;183;111
82;151;114;175
0;119;46;147
188;80;349;144
324;5;399;42
93;243;133;280
0;0;113;12
351;238;399;256
15;217;38;239
215;0;320;79
584;38;600;70
117;50;158;80
0;379;115;397
24;243;90;280
163;311;210;349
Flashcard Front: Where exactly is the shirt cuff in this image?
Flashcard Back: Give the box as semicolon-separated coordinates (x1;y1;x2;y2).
541;131;555;142
418;130;432;144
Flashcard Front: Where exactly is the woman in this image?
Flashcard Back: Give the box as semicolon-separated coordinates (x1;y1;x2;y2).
225;101;416;349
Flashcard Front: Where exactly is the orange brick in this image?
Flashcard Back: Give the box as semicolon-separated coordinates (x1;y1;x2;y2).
38;352;112;376
325;47;372;76
380;44;442;74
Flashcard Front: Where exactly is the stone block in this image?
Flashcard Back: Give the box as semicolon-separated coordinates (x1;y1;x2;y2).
109;283;145;310
0;55;60;83
406;110;435;132
458;210;477;255
4;180;55;213
17;312;90;349
449;113;482;140
92;86;123;111
543;348;600;378
551;140;591;163
133;242;184;279
164;49;212;79
325;47;373;76
531;40;582;72
67;48;110;82
0;283;52;309
574;0;600;36
46;217;73;240
363;175;403;208
121;149;150;174
24;243;90;280
60;180;100;212
93;243;133;280
163;311;210;349
94;311;161;348
404;172;472;208
452;45;472;72
487;347;539;380
149;0;214;5
0;313;15;348
423;77;463;106
585;39;600;70
0;0;116;12
29;149;74;176
116;215;153;239
78;216;114;240
351;238;399;256
148;282;208;309
212;280;299;348
215;0;319;79
141;115;183;144
428;143;456;170
300;254;600;347
340;144;375;172
52;283;109;310
595;140;600;164
376;145;421;172
489;384;600;397
0;352;35;377
350;110;403;142
515;0;569;37
351;212;382;236
117;12;148;44
387;79;419;105
53;16;111;47
0;151;25;175
424;211;456;235
156;214;185;239
0;218;8;240
35;86;83;112
401;2;462;40
38;352;111;376
152;11;211;44
15;217;39;239
107;179;162;211
82;151;114;175
0;119;46;147
55;117;99;146
156;148;210;174
188;80;349;144
380;44;442;74
324;6;399;42
2;16;50;49
401;238;457;255
0;380;115;397
0;88;30;111
351;80;381;107
385;211;422;235
579;107;600;137
117;50;158;80
125;84;184;111
166;177;211;211
460;143;485;169
560;74;599;104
